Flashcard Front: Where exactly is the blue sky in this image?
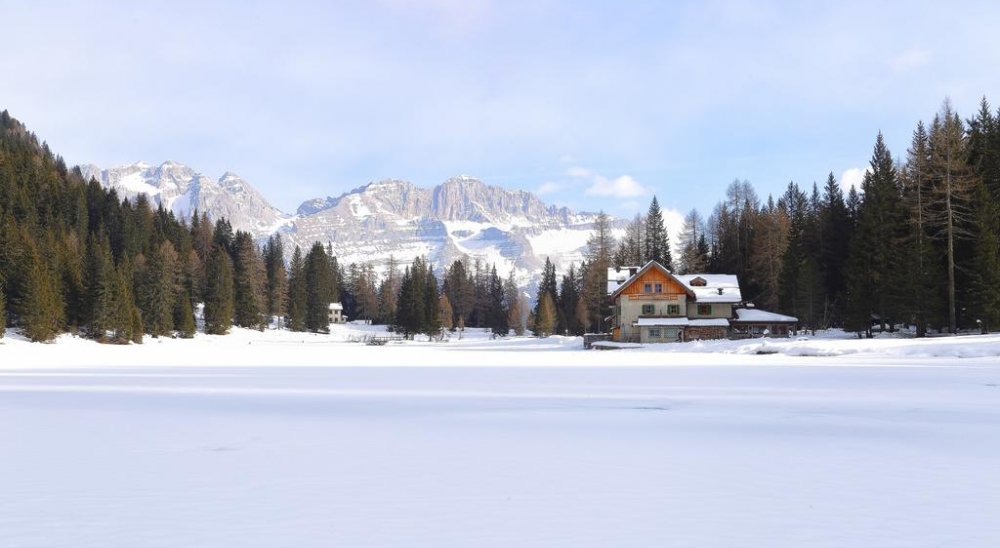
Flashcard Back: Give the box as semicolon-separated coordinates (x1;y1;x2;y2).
3;0;1000;219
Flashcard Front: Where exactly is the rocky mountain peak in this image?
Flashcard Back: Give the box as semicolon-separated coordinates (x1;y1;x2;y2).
83;161;288;238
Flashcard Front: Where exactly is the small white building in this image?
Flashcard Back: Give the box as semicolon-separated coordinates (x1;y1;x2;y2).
328;302;346;324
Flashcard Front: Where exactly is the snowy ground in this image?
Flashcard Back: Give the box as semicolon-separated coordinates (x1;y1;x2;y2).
1;327;999;546
4;323;1000;368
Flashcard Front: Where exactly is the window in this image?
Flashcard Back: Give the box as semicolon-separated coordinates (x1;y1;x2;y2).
667;304;680;315
648;328;661;338
697;304;712;316
641;304;655;315
654;283;663;293
643;283;652;293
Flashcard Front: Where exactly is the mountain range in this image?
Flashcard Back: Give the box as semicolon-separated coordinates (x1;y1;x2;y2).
79;162;623;288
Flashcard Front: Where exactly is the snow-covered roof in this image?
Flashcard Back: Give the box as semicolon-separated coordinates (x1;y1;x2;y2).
673;274;742;303
607;266;640;294
606;262;742;304
608;261;695;300
635;317;690;327
733;308;797;323
328;302;344;311
689;318;731;327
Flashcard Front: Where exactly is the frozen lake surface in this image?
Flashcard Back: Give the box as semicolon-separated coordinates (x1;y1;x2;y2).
2;361;998;547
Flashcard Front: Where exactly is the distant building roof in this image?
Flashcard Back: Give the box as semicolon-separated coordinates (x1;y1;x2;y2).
733;308;797;323
328;302;344;311
673;274;742;303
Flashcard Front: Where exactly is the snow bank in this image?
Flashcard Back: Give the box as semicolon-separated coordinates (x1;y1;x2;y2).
3;325;1000;369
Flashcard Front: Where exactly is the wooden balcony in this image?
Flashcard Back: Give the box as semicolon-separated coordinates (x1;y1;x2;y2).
626;293;681;301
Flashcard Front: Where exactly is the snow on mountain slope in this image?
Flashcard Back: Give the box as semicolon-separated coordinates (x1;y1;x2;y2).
80;161;289;238
286;176;624;287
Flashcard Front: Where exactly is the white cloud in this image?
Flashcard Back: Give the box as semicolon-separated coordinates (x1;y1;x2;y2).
536;181;561;195
890;48;931;73
840;167;869;193
569;165;649;198
584;174;648;198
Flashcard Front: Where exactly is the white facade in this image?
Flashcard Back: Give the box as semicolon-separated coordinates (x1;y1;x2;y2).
328;302;346;324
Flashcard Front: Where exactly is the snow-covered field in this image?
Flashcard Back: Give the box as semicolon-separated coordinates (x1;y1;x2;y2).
2;327;999;546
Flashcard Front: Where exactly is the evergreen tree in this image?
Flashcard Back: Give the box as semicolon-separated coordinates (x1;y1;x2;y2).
287;246;307;332
844;133;910;336
57;232;86;331
967;97;1000;202
135;241;178;336
395;259;427;337
613;214;644;267
84;232;131;342
18;250;63;342
0;283;5;338
968;181;1000;332
486;266;508;336
190;212;213;297
778;182;809;318
558;264;583;335
644;196;673;270
86;251;139;344
212;218;234;255
232;231;266;329
304;242;334;333
819;173;850;323
328;245;343;305
533;257;559;328
423;263;440;337
174;290;196;338
204;245;235;335
263;234;288;326
504;270;525;336
121;262;144;344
